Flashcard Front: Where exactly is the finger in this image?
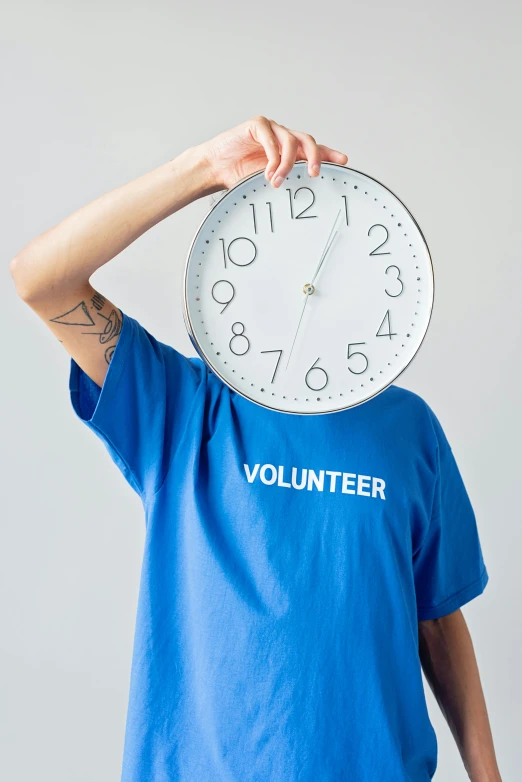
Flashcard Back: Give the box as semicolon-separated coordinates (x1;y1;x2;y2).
268;121;299;188
248;116;281;181
316;144;349;166
287;129;321;177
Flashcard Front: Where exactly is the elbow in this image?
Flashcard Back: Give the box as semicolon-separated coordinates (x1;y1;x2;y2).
9;255;32;301
10;253;54;303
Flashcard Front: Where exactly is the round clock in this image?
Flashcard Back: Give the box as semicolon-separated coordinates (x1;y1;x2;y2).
182;161;434;415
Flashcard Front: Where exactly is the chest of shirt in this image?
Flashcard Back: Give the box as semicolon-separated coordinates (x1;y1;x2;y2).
195;391;434;565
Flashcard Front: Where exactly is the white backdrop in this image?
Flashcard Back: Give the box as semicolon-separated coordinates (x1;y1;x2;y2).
2;0;520;779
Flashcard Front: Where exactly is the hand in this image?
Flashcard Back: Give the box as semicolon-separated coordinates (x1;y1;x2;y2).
197;116;348;192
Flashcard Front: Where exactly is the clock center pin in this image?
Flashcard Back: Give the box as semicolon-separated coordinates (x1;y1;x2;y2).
303;283;315;295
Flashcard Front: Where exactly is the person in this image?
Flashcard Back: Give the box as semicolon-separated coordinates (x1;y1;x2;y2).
10;116;501;781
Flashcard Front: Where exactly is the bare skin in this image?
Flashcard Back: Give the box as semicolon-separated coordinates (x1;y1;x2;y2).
9;117;347;388
419;610;502;781
10;116;501;780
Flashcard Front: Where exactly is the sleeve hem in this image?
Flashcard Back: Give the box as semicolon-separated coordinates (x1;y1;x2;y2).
68;310;144;497
69;309;133;420
417;567;489;621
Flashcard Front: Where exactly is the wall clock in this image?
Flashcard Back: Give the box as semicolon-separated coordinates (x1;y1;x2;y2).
183;161;434;415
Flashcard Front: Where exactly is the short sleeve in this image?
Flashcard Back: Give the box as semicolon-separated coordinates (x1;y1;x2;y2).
413;407;489;620
68;309;207;500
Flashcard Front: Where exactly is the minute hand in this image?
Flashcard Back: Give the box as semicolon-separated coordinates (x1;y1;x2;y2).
285;209;344;371
310;208;342;286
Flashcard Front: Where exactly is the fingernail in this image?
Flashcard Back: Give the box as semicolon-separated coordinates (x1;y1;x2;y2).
266;169;274;180
273;175;283;187
312;164;320;175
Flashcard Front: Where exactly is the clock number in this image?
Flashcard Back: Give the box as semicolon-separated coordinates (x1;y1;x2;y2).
384;265;404;297
211;280;235;314
342;195;349;226
249;204;257;234
305;357;328;391
376;310;397;339
368;224;391;256
220;237;257;268
260;349;283;383
347;343;369;374
266;202;274;232
249;202;275;233
229;322;251;356
286;187;317;220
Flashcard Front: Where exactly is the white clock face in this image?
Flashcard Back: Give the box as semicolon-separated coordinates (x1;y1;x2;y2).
183;162;433;415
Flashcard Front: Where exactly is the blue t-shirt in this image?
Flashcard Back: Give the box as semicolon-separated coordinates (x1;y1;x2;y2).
69;310;489;782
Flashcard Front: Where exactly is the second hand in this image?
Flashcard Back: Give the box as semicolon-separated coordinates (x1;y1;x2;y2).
285;209;343;371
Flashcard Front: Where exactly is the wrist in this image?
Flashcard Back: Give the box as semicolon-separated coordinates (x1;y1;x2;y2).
174;144;223;200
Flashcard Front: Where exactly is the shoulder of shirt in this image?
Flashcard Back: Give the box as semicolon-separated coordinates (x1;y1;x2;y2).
379;384;440;434
381;383;432;412
384;384;447;452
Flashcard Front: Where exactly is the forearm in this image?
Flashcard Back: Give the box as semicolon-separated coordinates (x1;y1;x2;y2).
418;610;501;781
10;144;216;301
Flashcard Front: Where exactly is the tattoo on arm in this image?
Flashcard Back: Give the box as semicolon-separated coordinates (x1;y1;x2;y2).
49;296;122;365
91;293;106;311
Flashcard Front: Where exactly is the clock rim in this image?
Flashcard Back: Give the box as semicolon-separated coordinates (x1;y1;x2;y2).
182;161;435;416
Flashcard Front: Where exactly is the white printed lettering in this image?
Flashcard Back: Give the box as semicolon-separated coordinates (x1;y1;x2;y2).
307;469;325;492
325;470;342;492
260;464;277;485
278;465;291;488
357;475;371;497
243;463;260;483
342;473;356;494
242;463;386;500
291;467;307;490
372;477;386;500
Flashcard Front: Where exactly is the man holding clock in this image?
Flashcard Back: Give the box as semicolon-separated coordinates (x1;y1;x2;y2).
11;116;501;781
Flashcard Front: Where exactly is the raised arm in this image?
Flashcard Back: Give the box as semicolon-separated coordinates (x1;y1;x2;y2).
10;116;347;389
9;144;214;387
